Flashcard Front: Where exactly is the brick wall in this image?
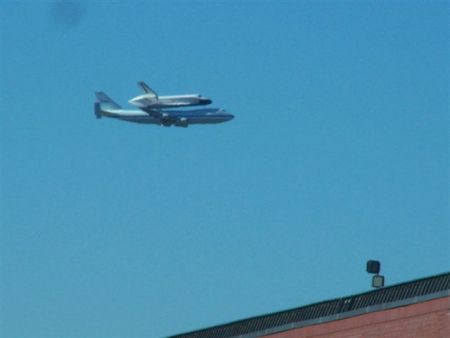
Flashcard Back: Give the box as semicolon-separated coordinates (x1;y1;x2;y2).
267;297;449;338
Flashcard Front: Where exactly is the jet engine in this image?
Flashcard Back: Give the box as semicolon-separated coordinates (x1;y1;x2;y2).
175;117;188;128
160;112;172;127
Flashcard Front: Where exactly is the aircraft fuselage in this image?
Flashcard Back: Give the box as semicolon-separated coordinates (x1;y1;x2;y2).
95;104;233;127
129;93;212;109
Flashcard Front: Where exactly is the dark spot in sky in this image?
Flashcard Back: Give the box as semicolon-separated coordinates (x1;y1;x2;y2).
51;1;87;29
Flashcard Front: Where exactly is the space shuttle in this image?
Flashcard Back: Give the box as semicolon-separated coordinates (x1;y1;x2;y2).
128;81;212;110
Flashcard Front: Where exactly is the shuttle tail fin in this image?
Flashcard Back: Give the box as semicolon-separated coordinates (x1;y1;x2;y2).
137;81;158;98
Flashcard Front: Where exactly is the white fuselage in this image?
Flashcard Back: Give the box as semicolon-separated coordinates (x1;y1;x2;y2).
96;105;234;127
129;93;212;109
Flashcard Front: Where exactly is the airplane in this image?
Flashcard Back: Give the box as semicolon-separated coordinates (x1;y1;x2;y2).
128;81;212;110
94;92;234;127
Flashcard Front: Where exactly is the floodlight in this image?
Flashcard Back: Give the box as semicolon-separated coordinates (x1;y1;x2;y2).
366;260;381;274
372;275;385;288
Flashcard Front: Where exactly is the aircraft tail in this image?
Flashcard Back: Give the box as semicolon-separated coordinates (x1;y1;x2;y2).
94;102;102;118
95;91;122;109
95;91;122;119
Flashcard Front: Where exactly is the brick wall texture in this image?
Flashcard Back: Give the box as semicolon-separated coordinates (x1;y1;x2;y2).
267;297;449;338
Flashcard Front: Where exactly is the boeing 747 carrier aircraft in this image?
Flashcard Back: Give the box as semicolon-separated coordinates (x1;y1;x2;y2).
94;84;233;128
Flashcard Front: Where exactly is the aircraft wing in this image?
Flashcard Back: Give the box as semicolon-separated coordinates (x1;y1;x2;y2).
138;81;158;98
139;106;177;123
141;106;162;118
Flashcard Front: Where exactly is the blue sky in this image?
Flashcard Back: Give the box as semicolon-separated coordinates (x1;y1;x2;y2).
1;1;448;337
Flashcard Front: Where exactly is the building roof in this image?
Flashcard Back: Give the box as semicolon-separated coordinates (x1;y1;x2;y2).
169;272;450;338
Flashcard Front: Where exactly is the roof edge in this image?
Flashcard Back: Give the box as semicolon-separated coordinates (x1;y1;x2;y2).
168;271;450;338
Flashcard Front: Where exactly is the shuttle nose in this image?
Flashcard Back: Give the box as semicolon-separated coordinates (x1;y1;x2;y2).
201;98;212;105
128;95;148;108
128;97;140;106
